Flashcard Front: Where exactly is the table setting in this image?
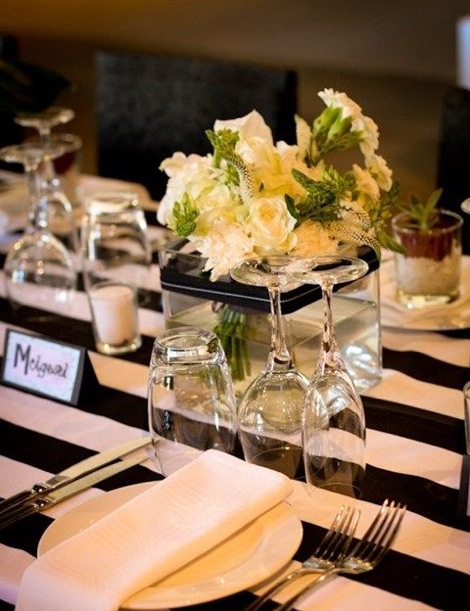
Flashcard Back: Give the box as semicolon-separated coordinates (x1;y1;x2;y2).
0;92;469;610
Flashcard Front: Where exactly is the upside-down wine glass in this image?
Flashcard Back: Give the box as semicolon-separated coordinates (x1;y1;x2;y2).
288;255;368;499
0;143;77;319
15;106;80;256
229;256;309;478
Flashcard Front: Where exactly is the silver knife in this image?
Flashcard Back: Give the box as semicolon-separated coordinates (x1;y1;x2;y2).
0;451;151;530
0;437;152;516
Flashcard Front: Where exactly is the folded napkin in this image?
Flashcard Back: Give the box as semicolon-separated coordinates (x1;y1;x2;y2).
16;450;293;611
380;255;470;329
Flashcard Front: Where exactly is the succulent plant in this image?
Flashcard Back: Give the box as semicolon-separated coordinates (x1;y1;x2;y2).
397;187;443;232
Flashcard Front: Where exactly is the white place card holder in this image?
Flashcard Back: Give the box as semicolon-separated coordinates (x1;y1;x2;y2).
0;329;98;406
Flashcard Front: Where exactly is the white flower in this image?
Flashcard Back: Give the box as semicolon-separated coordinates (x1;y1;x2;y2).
214;110;273;144
157;88;400;280
318;88;362;119
246;196;297;254
354;115;379;156
292;220;338;256
352;164;380;203
197;219;254;280
366;153;393;192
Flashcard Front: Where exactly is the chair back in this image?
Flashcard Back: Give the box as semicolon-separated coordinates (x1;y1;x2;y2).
436;85;470;253
95;50;297;200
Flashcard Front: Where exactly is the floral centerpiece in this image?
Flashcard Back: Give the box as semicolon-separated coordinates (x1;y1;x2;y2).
157;88;403;379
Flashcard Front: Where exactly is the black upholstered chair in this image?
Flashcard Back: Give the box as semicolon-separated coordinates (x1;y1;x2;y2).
95;50;298;201
436;85;470;253
0;34;24;168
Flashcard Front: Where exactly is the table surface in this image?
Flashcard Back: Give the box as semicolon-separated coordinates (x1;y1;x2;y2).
0;187;469;610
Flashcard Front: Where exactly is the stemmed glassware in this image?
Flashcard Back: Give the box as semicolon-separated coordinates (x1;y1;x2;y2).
0;142;77;318
288;255;368;499
229;255;309;478
15;106;80;255
15;106;75;143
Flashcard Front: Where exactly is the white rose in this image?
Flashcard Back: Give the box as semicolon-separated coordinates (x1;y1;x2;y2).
246;196;297;254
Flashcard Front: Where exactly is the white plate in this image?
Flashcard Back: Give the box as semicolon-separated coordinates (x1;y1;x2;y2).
38;483;303;609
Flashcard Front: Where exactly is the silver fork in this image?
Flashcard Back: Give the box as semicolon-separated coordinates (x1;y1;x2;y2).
274;499;407;611
244;504;360;611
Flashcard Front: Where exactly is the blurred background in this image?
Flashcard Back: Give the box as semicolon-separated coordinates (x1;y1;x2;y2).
1;0;469;201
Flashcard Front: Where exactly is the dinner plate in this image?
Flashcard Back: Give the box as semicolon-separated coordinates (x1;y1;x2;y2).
38;483;303;609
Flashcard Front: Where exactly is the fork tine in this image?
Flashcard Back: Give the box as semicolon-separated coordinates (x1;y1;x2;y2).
350;500;406;564
366;502;407;565
315;505;360;561
243;504;359;611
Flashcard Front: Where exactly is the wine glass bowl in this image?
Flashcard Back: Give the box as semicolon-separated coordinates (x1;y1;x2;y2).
288;255;368;499
0;143;77;319
229;255;309;479
15;106;75;143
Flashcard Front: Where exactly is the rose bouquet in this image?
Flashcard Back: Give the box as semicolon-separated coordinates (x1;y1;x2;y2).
157;88;402;379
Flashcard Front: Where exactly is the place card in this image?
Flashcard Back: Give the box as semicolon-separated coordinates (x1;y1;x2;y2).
0;328;98;406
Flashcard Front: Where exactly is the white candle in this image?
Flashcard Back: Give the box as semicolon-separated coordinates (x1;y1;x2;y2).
89;283;138;346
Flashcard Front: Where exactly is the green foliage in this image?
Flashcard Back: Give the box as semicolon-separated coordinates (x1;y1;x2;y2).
206;127;253;202
309;106;363;165
213;306;251;381
292;165;350;224
172;194;199;237
397;188;443;231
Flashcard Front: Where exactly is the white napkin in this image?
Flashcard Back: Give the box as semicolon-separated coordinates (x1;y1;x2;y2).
380;255;470;329
16;450;293;611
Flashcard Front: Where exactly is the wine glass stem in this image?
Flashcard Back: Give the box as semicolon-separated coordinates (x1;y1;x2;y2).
24;160;45;231
266;285;292;371
318;280;343;373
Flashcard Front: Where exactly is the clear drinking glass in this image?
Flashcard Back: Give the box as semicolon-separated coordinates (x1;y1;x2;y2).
289;256;368;499
81;190;152;306
148;327;238;476
229;256;309;479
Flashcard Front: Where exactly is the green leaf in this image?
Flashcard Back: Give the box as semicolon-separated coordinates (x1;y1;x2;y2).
172;194;199;237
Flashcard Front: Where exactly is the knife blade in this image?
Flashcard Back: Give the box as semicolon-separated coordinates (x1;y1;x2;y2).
0;437;152;516
0;450;151;530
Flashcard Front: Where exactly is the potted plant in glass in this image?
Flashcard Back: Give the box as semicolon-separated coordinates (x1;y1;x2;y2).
391;188;463;308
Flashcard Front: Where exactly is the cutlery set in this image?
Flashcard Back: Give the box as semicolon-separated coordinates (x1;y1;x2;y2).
246;499;407;611
1;438;406;608
0;437;152;530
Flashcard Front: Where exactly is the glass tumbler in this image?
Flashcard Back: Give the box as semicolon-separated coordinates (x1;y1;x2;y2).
81;190;152;306
148;327;238;475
